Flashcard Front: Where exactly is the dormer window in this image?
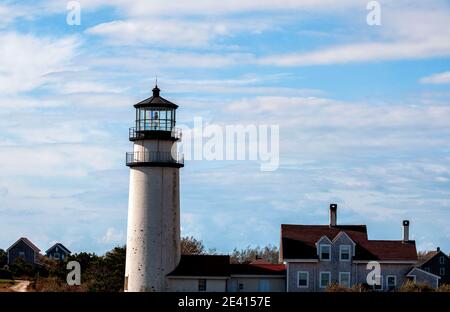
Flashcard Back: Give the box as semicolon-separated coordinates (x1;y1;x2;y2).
320;245;331;261
340;245;351;261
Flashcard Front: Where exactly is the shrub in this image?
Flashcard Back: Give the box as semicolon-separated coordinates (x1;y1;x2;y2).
32;277;86;292
436;284;450;292
325;283;367;292
399;280;433;292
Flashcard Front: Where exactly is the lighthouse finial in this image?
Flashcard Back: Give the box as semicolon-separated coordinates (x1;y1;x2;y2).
152;76;160;97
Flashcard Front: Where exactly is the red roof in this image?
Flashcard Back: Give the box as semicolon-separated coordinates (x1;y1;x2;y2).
167;255;230;277
281;224;417;261
167;255;286;278
230;263;286;276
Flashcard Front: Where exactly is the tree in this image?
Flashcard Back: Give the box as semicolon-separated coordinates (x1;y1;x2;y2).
417;251;430;262
230;245;279;264
0;249;6;267
9;257;35;278
181;236;207;255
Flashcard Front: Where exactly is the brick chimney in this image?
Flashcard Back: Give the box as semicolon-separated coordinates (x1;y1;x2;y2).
402;220;410;242
330;204;337;227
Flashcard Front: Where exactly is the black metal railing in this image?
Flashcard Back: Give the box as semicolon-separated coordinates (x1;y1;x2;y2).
126;151;184;166
129;127;182;141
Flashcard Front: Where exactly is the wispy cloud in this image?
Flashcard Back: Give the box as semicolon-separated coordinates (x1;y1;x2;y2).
420;71;450;84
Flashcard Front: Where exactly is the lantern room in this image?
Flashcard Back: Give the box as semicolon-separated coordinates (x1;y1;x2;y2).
129;85;181;141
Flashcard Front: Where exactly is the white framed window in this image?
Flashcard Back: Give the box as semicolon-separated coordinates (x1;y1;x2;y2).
198;279;207;291
339;272;351;288
339;245;351;261
54;252;60;259
297;271;309;288
440;268;445;276
320;272;331;288
373;275;383;291
440;256;445;264
319;245;331;261
386;275;397;290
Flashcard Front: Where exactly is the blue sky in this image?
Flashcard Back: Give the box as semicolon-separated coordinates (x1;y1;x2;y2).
0;0;450;255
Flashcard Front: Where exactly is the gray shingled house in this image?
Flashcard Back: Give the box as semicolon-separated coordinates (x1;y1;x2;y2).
6;237;41;266
280;204;440;291
45;243;71;261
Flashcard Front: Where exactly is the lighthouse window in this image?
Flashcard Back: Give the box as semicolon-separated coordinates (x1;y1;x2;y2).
198;279;207;291
136;108;175;131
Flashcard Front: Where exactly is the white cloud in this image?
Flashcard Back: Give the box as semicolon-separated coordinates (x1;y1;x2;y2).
59;0;361;16
0;32;80;94
259;5;450;66
101;227;125;244
420;71;450;84
86;18;273;48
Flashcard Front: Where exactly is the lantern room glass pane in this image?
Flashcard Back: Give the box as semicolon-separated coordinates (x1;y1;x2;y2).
136;107;175;131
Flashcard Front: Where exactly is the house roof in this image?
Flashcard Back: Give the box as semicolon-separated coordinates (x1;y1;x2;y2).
230;263;286;276
167;255;286;278
134;87;178;109
7;237;41;253
167;255;230;277
281;224;368;259
418;250;449;267
45;243;71;254
407;267;441;280
281;224;417;261
355;240;417;261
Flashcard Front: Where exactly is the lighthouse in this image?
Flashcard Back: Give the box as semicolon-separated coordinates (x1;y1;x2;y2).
124;85;184;292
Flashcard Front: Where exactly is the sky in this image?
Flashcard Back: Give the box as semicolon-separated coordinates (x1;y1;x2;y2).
0;0;450;255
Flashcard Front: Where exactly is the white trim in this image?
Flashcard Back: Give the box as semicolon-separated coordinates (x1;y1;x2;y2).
297;271;309;288
319;271;331;288
319;244;331;261
333;231;356;245
316;236;332;245
386;275;397;290
353;260;417;264
286;262;290;292
339;245;351;261
373;274;383;291
230;275;285;278
407;267;441;280
166;276;229;280
339;272;351;288
284;259;319;263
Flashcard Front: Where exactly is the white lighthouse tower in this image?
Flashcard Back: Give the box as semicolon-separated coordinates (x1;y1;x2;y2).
124;85;183;292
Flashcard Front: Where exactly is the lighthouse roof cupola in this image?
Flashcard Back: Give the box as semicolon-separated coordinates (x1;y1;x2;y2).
129;85;181;141
134;84;178;109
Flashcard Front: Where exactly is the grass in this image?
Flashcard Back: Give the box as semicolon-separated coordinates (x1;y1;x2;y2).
0;279;15;292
